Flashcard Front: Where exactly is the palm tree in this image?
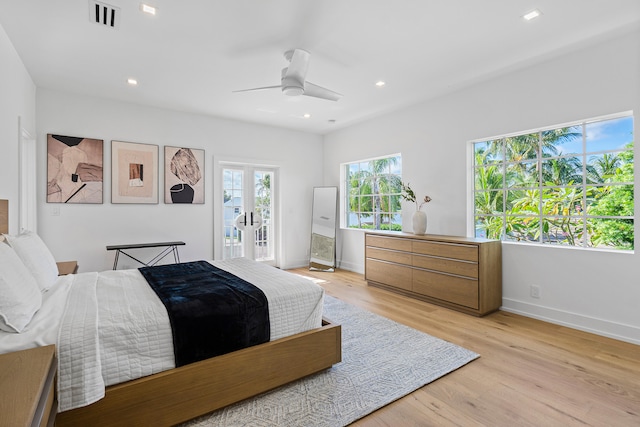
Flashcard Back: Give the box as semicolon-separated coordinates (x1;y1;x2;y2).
474;150;510;240
348;157;401;229
540;127;582;156
541;157;583;185
476;128;582;240
487;127;581;163
255;173;271;198
474;154;504;215
254;173;272;242
586;153;621;184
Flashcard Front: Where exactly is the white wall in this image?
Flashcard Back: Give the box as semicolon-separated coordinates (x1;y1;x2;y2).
4;20;640;344
0;25;36;233
324;30;640;344
36;89;323;272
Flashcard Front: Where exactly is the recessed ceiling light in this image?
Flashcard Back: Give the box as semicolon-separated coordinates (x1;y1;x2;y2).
375;81;386;87
127;78;138;86
140;3;157;15
523;9;542;21
303;113;311;119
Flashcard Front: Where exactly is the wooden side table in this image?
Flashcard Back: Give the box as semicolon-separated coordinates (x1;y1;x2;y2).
0;345;57;427
56;260;78;275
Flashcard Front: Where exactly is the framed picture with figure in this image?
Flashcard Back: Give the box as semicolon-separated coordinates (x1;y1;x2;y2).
111;140;159;204
164;146;205;204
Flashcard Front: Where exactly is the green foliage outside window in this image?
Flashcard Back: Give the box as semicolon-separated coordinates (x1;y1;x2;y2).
473;115;634;250
346;155;403;230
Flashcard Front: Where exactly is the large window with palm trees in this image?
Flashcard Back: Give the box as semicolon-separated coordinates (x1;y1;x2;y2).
345;154;402;230
473;113;634;251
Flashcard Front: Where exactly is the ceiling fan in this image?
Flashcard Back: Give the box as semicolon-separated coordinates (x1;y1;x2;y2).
233;49;342;101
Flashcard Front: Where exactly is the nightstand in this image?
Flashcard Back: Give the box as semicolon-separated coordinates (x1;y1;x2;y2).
0;345;57;427
56;260;78;275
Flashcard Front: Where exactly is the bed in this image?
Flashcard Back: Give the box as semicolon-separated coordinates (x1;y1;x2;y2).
0;199;341;426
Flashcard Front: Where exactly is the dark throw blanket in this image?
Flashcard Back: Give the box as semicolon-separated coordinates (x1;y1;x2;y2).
139;260;270;367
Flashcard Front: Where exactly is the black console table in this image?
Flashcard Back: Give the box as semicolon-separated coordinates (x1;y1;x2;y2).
106;241;185;270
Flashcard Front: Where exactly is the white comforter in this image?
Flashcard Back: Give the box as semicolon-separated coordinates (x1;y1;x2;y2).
2;258;325;412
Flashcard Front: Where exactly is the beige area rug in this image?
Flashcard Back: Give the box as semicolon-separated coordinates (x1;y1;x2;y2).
182;295;479;427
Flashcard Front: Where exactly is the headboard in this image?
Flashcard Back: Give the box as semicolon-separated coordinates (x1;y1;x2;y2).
0;199;7;235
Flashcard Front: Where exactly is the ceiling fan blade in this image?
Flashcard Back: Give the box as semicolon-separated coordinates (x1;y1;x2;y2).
232;85;282;93
284;49;310;84
303;81;342;101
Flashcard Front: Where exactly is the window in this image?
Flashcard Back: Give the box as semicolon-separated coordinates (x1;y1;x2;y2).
344;154;402;230
472;113;634;251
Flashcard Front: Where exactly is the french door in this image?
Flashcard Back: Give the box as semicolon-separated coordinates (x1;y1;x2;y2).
221;165;276;264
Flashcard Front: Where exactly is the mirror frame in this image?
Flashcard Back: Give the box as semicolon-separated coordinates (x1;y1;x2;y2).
309;186;338;272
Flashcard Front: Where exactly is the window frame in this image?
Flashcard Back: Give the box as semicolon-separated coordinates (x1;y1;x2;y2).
341;153;403;231
470;112;634;252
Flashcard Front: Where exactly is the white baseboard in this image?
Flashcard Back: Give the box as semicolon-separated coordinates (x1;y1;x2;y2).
283;259;363;274
283;261;640;346
501;298;640;346
335;260;363;274
280;258;309;270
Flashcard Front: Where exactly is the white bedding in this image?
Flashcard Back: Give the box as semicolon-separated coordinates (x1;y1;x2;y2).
0;273;74;352
0;258;324;412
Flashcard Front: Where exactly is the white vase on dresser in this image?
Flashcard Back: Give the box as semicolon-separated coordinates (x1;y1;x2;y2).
412;210;427;235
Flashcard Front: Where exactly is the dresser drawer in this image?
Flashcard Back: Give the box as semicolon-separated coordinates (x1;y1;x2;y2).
412;240;478;262
364;232;501;316
366;234;412;252
412;269;479;309
366;258;412;291
366;247;412;265
412;254;478;278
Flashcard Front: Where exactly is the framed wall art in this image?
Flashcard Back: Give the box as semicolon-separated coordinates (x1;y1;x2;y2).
47;134;104;203
164;146;205;204
111;140;159;204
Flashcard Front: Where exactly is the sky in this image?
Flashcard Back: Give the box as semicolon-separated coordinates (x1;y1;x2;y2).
554;115;633;155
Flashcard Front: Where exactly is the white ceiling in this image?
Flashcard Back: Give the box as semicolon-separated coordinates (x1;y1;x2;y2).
1;0;639;135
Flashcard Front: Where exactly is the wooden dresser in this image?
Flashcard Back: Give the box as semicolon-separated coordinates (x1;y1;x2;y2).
0;345;57;427
365;231;502;316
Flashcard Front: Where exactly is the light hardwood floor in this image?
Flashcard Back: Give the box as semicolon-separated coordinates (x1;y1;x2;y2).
290;267;640;427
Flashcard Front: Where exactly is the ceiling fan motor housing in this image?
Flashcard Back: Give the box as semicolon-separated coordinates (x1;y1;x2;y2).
232;50;340;101
281;67;304;96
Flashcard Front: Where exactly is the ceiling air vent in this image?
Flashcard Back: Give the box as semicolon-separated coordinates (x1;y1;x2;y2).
89;0;121;29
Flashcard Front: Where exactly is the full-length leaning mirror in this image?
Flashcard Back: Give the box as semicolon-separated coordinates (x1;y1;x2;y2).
309;186;338;272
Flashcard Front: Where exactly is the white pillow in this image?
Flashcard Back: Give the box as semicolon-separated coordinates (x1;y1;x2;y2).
0;242;42;333
4;230;58;291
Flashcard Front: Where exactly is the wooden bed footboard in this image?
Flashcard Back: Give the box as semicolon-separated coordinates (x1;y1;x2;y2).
56;319;341;427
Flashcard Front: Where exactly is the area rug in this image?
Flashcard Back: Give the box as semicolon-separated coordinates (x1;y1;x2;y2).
182;295;479;427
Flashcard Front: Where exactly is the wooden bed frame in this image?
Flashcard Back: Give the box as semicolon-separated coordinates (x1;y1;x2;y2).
0;199;342;426
57;319;341;426
0;199;7;235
